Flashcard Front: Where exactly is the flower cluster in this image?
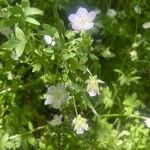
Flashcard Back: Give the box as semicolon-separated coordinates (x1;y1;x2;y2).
72;115;89;134
44;83;69;109
68;7;96;31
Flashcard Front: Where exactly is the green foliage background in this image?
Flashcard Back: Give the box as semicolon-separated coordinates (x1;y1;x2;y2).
0;0;150;149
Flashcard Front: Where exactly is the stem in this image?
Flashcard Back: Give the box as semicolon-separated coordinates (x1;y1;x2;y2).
86;67;92;76
10;125;47;140
73;97;78;115
0;82;39;95
100;113;148;120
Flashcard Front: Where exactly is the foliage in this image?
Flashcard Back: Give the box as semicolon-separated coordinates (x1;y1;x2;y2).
0;0;150;149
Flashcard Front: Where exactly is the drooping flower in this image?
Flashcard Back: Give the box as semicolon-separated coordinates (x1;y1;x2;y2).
142;21;150;29
72;115;89;134
145;118;150;128
86;75;104;97
44;83;69;109
134;5;141;14
68;7;97;31
44;35;56;46
130;50;138;61
107;9;117;18
49;114;62;126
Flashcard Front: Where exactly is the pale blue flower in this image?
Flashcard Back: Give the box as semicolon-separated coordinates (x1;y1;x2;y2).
68;7;96;31
73;115;89;134
44;35;55;46
44;83;69;109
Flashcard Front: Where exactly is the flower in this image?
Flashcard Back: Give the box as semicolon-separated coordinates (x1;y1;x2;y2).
44;83;69;109
142;21;150;29
44;35;56;46
134;5;141;14
145;118;150;128
130;50;138;61
49;115;62;126
86;76;104;97
107;9;117;18
11;50;19;60
68;7;97;31
72;115;89;134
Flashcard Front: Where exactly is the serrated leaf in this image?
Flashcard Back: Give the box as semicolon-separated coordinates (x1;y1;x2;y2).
28;137;36;146
24;7;43;16
15;26;27;41
32;63;41;72
83;95;99;117
1;133;9;148
25;17;40;25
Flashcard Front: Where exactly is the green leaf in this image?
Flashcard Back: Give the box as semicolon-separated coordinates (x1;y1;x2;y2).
15;41;26;57
83;95;99;117
0;133;9;148
32;63;42;72
28;121;34;130
15;26;27;41
61;53;76;61
24;7;43;16
2;38;20;49
28;137;36;146
25;17;40;25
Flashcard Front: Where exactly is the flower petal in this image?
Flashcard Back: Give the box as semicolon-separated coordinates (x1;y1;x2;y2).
76;7;88;16
44;95;53;105
88;11;97;21
84;22;94;30
68;14;78;23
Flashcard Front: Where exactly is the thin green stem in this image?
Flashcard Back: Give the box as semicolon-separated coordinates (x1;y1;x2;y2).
73;97;78;115
10;125;47;140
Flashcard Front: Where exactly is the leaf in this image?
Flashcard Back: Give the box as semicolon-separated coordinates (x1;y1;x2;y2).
2;38;20;49
0;133;9;148
25;17;40;25
15;26;27;41
28;137;36;146
61;53;76;61
83;94;99;117
32;63;41;72
24;7;43;16
15;41;26;57
28;121;34;130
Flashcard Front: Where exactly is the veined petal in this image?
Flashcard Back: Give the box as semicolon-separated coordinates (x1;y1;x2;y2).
88;11;97;21
68;14;78;23
76;7;88;16
71;24;82;31
84;22;94;30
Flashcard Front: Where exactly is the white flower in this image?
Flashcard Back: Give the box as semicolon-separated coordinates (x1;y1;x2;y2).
44;35;56;46
49;115;62;126
11;50;19;60
86;76;104;97
107;9;117;18
130;50;138;61
145;118;150;128
68;7;97;31
142;21;150;29
44;83;69;109
134;5;141;14
72;115;89;134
